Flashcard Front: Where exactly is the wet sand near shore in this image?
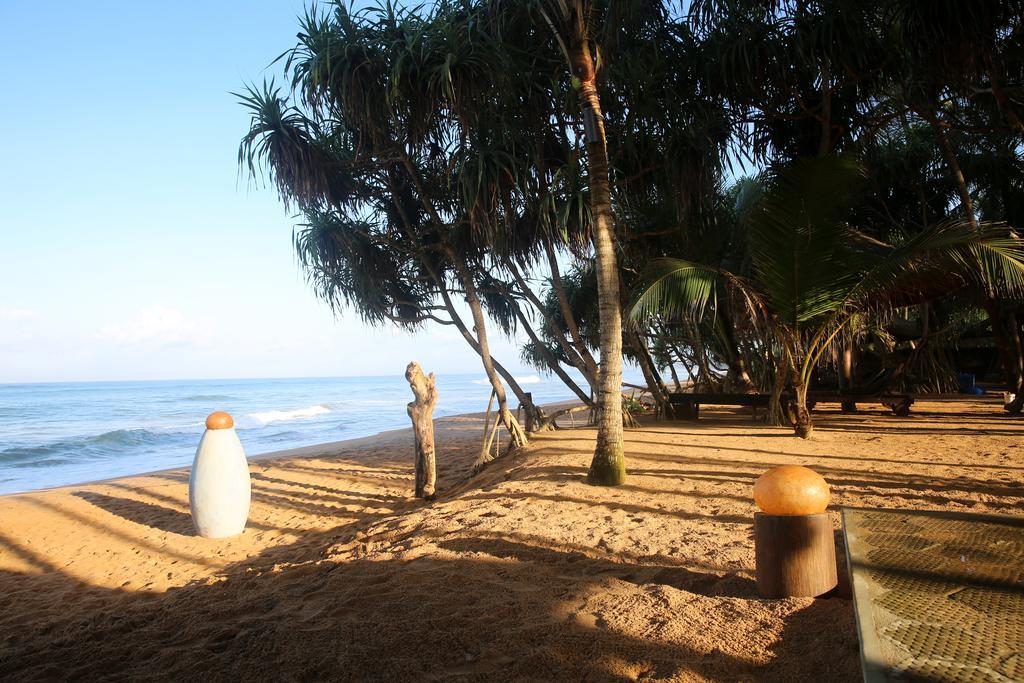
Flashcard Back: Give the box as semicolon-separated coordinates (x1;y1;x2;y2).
0;398;1021;681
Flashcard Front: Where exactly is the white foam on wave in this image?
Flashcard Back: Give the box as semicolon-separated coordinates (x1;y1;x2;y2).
249;404;332;425
472;374;542;386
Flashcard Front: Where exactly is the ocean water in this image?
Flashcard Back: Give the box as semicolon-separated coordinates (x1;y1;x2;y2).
0;373;590;495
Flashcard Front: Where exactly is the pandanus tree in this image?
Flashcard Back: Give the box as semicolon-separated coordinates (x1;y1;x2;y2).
631;156;1024;437
240;0;660;468
238;2;535;456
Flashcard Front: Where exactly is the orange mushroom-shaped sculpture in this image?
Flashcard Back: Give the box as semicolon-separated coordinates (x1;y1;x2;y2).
752;465;837;598
753;465;830;516
205;411;234;430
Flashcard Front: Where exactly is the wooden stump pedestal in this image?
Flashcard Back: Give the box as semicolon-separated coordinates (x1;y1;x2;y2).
754;512;837;598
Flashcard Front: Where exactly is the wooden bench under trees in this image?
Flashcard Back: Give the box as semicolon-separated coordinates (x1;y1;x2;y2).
667;393;770;420
667;391;915;421
806;392;915;416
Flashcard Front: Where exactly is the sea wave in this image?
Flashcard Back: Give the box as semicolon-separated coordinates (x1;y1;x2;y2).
0;428;168;467
472;374;542;386
182;394;235;402
249;404;332;425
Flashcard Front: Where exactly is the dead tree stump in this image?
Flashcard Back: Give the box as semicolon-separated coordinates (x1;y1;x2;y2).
405;362;438;499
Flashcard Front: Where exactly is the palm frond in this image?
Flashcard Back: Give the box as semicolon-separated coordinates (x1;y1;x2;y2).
745;155;866;325
629;258;723;322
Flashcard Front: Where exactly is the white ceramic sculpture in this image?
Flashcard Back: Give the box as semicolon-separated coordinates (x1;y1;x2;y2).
189;411;251;538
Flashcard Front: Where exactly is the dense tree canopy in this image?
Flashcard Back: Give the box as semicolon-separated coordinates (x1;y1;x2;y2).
241;0;1024;475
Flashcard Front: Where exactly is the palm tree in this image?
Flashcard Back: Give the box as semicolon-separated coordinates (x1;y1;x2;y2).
632;156;1024;437
531;0;628;485
528;1;630;485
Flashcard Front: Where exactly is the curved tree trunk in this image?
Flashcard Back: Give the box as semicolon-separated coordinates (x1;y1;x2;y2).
929;117;1024;412
666;357;683;391
510;298;594;409
716;309;755;391
504;256;596;398
569;24;626;486
448;256;528;462
766;351;789;426
430;271;537;417
629;329;670;417
1001;309;1024;413
543;236;600;381
928;116;978;230
789;361;813;439
391;156;532;448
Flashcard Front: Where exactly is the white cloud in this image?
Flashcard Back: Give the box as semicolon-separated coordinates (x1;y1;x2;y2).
99;305;198;346
0;307;41;321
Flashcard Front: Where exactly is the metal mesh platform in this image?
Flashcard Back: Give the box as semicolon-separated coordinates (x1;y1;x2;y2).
843;508;1024;682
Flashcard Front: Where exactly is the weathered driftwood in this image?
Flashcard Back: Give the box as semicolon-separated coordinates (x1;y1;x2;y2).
405;362;438;499
533;404;592;431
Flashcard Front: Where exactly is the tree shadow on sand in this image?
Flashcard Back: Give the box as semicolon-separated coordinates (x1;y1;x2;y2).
0;523;859;682
72;491;196;536
0;435;865;683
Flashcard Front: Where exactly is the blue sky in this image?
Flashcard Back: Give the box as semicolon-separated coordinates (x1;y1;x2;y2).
0;1;534;383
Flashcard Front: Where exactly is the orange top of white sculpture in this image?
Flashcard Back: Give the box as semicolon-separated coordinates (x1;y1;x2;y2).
753;465;830;515
205;411;234;430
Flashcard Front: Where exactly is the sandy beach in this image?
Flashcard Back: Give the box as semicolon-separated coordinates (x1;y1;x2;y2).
1;397;1021;681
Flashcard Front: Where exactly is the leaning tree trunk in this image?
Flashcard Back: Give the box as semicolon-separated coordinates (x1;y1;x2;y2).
629;329;670;417
569;18;626;487
1001;309;1024;413
717;309;755;392
448;255;528;467
929;117;1024;411
432;268;537;435
507;255;597;394
544;235;600;382
788;358;813;439
405;362;438;499
928;116;978;230
766;350;789;427
839;340;857;413
508;285;593;409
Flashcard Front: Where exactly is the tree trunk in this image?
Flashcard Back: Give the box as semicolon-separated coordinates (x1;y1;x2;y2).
790;342;815;438
929;120;1024;410
928;116;978;229
543;236;600;381
766;350;789;427
686;317;715;389
717;309;754;391
791;386;813;438
789;360;813;438
405;362;438;499
511;298;593;409
568;14;625;486
448;255;528;463
433;273;539;423
505;256;596;397
629;329;670;417
667;359;683;391
1001;309;1024;413
840;340;857;413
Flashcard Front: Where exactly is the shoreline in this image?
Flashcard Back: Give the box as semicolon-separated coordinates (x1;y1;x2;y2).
1;399;583;499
